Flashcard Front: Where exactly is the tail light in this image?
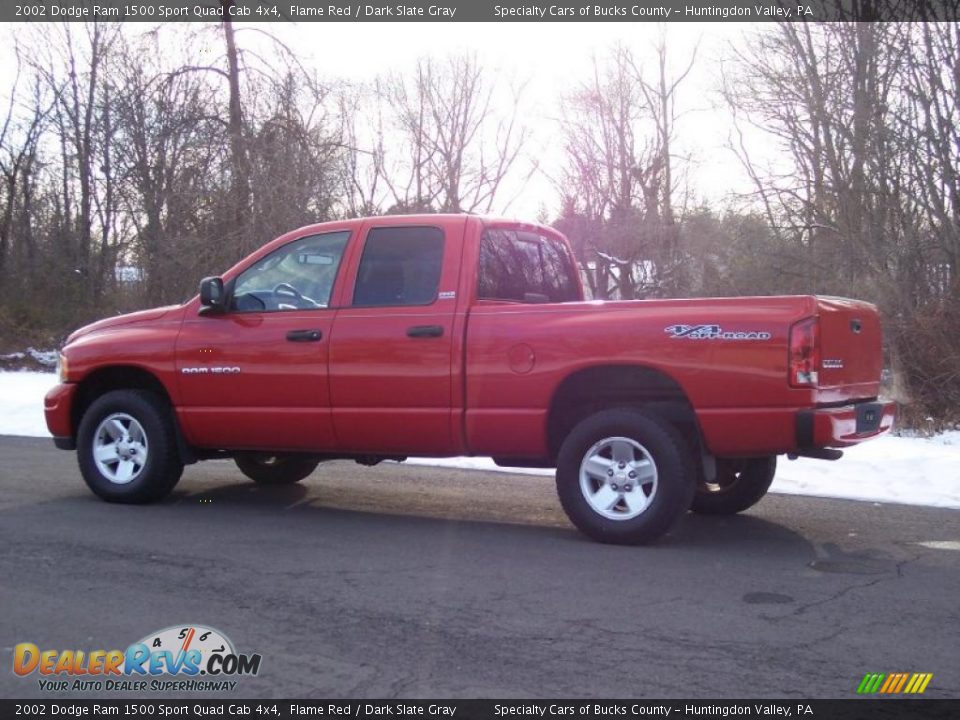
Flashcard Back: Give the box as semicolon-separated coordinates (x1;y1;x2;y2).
789;317;820;387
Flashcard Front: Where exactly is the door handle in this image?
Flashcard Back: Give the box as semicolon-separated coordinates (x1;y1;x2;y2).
406;325;444;338
286;329;322;342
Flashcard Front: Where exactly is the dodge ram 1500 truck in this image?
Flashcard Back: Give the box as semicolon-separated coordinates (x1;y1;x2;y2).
45;214;895;544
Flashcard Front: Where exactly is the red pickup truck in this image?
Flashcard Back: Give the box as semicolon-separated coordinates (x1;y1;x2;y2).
45;214;895;544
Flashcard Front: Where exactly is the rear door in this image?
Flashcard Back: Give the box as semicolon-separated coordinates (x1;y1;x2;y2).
464;225;583;457
328;218;464;455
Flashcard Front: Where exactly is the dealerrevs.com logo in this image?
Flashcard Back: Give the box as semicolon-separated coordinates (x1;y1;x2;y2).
13;624;261;692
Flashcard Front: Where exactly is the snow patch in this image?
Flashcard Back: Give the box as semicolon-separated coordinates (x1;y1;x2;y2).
2;370;958;510
915;541;960;551
0;371;59;437
26;348;59;367
0;347;58;369
407;441;960;510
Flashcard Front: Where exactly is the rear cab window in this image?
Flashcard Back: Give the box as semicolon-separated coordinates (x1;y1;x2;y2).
478;228;580;303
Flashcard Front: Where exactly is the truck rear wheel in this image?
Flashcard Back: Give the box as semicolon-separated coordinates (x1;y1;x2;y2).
690;456;777;515
77;390;184;503
555;409;695;545
235;453;319;485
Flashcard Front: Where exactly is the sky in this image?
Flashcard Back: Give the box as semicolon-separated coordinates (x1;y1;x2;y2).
0;21;768;219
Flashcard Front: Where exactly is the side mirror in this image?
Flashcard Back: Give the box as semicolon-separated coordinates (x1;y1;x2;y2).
199;276;225;313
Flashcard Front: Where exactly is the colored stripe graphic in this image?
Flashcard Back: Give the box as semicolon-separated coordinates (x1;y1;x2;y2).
857;673;933;694
857;673;884;694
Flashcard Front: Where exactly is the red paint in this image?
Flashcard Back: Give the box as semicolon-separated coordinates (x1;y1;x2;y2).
45;214;895;462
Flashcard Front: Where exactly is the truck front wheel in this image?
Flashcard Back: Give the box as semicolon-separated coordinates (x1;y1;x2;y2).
235;453;320;485
690;456;777;515
555;409;696;545
77;390;184;503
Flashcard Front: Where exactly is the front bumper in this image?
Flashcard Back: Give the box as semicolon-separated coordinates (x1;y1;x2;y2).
796;400;896;449
44;382;77;447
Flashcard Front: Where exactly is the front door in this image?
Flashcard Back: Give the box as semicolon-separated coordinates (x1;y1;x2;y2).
329;220;463;455
176;230;351;451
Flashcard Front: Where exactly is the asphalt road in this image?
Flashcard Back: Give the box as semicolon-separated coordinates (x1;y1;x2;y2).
1;435;958;700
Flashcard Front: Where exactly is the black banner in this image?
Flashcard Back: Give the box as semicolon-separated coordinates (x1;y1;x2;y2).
3;0;960;23
2;700;960;720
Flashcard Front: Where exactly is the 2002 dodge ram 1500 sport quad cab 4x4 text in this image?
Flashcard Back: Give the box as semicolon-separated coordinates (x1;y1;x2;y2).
45;214;895;544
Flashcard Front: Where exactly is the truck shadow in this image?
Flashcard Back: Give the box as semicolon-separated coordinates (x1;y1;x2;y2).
166;470;818;562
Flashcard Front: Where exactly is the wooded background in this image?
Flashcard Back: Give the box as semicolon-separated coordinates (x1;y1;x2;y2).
0;19;957;426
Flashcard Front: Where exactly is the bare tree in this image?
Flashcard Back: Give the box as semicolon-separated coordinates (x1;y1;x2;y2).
901;23;960;291
219;1;253;254
556;39;695;299
634;30;697;268
723;22;960;424
381;55;530;214
246;69;342;241
722;24;910;293
0;46;47;284
336;84;389;217
111;31;223;305
23;22;125;308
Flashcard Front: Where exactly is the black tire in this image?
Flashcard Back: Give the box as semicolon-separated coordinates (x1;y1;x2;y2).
556;409;696;545
77;390;184;503
690;456;777;515
235;453;320;485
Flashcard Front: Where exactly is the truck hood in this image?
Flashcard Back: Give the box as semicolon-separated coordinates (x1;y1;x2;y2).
66;305;182;344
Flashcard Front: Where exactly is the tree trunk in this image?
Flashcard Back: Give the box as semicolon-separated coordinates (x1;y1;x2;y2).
221;1;252;254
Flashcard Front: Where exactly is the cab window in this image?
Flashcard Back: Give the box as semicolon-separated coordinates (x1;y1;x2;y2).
478;229;579;303
231;231;350;312
353;227;444;307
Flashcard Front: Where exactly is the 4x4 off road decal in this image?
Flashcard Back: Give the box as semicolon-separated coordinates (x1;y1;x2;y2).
665;324;772;341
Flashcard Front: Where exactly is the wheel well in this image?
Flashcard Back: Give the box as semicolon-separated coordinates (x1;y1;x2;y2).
546;365;702;462
72;366;173;439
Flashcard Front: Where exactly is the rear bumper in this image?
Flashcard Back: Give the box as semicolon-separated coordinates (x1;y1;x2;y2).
44;382;77;447
796;400;896;449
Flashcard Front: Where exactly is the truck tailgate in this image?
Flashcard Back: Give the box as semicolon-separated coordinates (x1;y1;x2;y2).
816;296;883;403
